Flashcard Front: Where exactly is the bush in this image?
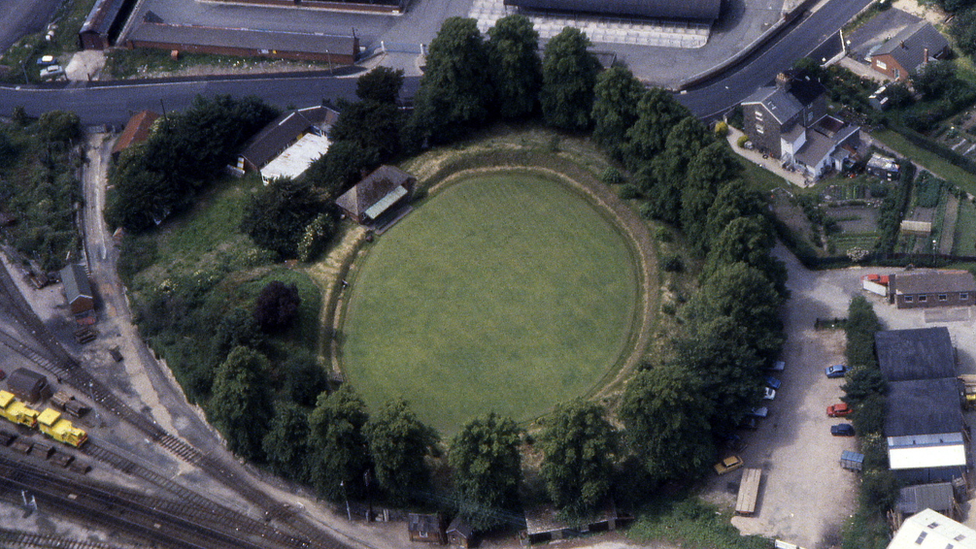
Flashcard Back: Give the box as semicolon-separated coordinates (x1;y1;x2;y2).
714;120;729;137
253;281;301;333
661;254;684;272
618;183;640;200
601;166;624;186
737;135;749;148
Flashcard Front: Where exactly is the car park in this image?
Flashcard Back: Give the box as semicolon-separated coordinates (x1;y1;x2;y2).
766;360;785;372
39;65;64;79
763;387;776;400
825;364;847;378
827;403;851;417
830;424;855;436
714;455;744;475
765;376;782;390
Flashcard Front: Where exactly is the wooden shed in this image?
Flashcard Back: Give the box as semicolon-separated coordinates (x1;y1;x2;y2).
60;264;94;315
446;517;473;548
7;368;51;403
408;513;446;544
335;165;416;226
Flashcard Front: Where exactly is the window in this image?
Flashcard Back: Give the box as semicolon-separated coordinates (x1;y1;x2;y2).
919;295;927;302
928;522;940;529
956;534;966;541
939;294;948;302
756;124;764;134
961;293;969;300
905;296;914;303
894;68;901;79
876;60;887;70
915;531;927;544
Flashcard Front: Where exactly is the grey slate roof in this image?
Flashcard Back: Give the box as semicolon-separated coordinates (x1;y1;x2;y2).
447;517;473;538
335;165;414;220
873;21;949;73
240;106;338;170
128;22;358;57
59;264;93;306
892;270;976;296
794;123;858;167
876;327;955;382
742;86;803;125
896;482;955;514
80;0;129;36
407;513;442;534
504;0;721;21
885;378;962;437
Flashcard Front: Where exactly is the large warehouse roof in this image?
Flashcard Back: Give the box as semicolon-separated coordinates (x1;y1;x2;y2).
503;0;722;21
876;327;954;382
885;378;962;437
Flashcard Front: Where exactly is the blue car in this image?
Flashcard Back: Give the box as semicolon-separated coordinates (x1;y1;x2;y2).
765;376;782;390
830;424;855;436
825;364;847;378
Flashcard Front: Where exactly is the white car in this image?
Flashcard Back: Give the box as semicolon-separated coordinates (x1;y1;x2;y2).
39;64;64;79
763;387;776;400
36;55;56;66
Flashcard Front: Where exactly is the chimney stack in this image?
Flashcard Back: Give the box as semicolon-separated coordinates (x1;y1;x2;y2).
775;72;792;91
923;47;930;65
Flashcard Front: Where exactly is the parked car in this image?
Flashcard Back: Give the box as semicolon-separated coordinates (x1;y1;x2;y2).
825;364;847;378
766;360;786;372
763;387;776;400
714;455;744;475
738;417;759;430
830;424;855;436
39;65;64;79
36;55;56;66
747;407;768;418
827;403;852;417
0;368;5;381
765;376;782;390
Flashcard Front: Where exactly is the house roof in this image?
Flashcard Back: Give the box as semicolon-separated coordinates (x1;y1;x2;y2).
503;0;721;20
335;165;415;219
872;21;949;74
793;123;858;168
896;483;955;515
742;86;803;125
407;513;442;533
112;110;159;156
59;264;93;305
80;0;128;36
888;509;976;549
876;327;955;382
241;106;339;170
259;133;332;181
128;22;358;58
782;70;827;107
447;517;474;538
888;433;967;469
885;378;963;437
892;270;976;296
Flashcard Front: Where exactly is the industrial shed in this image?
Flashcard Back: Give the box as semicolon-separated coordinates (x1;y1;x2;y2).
407;513;445;544
7;369;51;403
236;106;339;181
896;482;956;517
60;264;94;315
125;23;359;65
503;0;722;21
886;378;965;484
888;509;976;549
79;0;137;50
875;327;954;382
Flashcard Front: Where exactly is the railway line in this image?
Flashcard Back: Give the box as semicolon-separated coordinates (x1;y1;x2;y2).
0;528;153;549
0;260;354;549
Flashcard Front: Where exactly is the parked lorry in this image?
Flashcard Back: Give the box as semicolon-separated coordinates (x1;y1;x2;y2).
861;274;889;297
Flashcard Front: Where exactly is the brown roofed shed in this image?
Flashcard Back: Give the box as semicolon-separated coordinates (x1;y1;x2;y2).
335;165;416;225
112;110;160;160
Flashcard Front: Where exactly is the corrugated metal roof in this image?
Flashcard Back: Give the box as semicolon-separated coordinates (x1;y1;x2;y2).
892;271;976;297
260;133;332;182
80;0;130;36
128;22;358;58
886;378;962;437
896;482;954;514
59;264;93;305
504;0;721;20
335;165;414;219
889;444;967;470
876;327;955;382
240;106;339;170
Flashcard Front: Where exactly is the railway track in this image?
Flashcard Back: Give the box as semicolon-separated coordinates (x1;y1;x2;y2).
0;263;348;548
0;528;155;549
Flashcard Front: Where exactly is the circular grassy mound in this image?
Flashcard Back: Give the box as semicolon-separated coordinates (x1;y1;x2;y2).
340;172;639;434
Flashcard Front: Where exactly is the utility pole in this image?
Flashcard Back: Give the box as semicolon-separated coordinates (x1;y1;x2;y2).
341;481;351;521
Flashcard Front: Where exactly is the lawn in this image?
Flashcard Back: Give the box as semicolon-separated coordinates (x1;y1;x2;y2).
340;173;640;435
953;199;976;256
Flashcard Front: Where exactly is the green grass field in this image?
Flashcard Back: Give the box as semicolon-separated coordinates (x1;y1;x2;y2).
341;173;639;435
953;199;976;256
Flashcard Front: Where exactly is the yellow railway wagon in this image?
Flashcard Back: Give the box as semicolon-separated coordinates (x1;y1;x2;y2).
0;390;39;428
37;408;88;447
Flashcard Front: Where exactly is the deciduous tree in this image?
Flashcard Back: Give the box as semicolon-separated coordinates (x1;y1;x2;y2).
681;142;743;250
253;281;301;333
329;100;402;160
305;141;381;200
591;66;646;160
263;402;311;481
240;178;332;259
307;386;371;501
365;399;439;505
450;413;523;530
540;27;600;131
488;15;542;119
209;346;274;460
356;66;405;104
623;88;689;168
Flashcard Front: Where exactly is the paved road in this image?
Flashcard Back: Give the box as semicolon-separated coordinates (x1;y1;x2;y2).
0;0;61;55
677;0;873;118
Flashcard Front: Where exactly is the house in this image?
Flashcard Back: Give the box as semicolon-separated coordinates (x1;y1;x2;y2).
335;166;416;226
111;110;160;161
7;368;51;403
887;508;976;549
236;105;339;182
125;22;359;66
870;22;950;82
888;270;976;309
60;264;94;315
446;517;473;548
741;71;860;180
866;152;899;181
503;0;721;21
408;513;446;544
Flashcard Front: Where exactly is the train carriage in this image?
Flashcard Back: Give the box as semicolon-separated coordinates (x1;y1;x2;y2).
0;390;40;428
37;408;88;447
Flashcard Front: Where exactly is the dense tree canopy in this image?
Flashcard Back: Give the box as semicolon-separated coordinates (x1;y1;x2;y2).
209;346;274;460
329;100;402;161
406;17;493;146
263;402;311;480
450;413;523;530
681;142;743;250
365;399;439;505
704;181;768;240
621;366;715;481
951;7;976;56
624;88;690;168
304;140;381;200
488;15;542;119
36;110;81;144
591;66;646;160
540;400;617;522
356;66;405;104
240;178;332;259
307;386;371;501
540;28;600;131
253;281;301;333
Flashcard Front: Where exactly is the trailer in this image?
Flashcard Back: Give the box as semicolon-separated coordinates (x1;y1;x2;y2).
840;450;864;471
735;468;762;516
861;274;889;297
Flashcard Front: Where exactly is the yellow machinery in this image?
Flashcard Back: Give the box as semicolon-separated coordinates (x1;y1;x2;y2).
0;390;39;428
960;375;976;409
37;408;87;447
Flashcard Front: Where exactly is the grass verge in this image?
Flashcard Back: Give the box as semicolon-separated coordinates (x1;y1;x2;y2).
628;495;769;549
872;129;976;192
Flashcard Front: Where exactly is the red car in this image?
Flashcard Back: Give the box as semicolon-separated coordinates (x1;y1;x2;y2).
827;403;851;417
0;368;5;381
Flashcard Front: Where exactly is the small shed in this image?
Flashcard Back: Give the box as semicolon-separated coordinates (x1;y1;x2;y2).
60;264;94;315
7;368;51;403
446;516;473;548
896;482;956;517
111;110;160;161
866;153;899;181
408;513;446;544
900;220;932;236
840;450;864;471
335;165;416;226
